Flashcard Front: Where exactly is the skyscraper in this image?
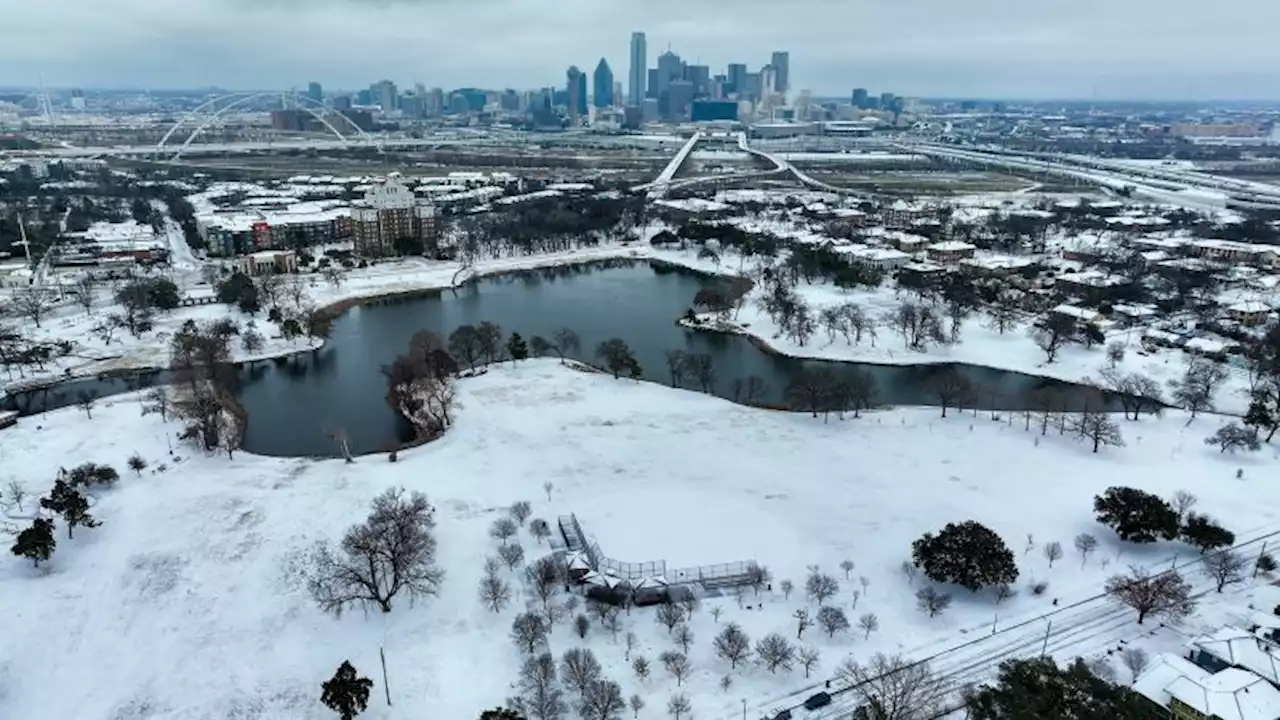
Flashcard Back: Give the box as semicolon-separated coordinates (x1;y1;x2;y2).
566;66;584;121
852;88;869;109
628;32;647;106
727;63;748;96
371;80;397;112
656;50;684;97
307;81;323;103
593;58;614;109
770;51;790;95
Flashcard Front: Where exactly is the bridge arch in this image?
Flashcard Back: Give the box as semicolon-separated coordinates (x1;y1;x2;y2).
155;91;373;160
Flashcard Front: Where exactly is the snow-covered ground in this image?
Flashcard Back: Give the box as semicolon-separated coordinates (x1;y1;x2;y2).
649;244;1259;416
2;361;1277;719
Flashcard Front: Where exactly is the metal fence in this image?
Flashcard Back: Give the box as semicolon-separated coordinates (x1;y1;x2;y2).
561;513;756;591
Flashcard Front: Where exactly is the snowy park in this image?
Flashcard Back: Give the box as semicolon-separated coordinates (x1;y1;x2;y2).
2;359;1278;719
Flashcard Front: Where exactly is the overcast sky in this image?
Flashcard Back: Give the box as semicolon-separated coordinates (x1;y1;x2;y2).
2;0;1277;100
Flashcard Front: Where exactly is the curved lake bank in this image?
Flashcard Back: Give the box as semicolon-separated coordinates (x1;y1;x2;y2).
6;261;1112;457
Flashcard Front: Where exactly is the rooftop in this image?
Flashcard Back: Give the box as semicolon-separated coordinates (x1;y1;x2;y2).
1134;654;1280;720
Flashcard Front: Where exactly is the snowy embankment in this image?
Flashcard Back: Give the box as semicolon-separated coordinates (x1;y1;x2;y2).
2;360;1278;719
648;245;1257;416
7;243;650;390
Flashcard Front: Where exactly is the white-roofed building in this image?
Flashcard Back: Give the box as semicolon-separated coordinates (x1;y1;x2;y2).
1134;653;1280;720
833;245;910;270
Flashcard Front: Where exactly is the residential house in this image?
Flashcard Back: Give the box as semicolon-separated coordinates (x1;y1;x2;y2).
1191;239;1279;269
834;245;911;271
1226;301;1274;327
926;240;976;264
1134;654;1280;720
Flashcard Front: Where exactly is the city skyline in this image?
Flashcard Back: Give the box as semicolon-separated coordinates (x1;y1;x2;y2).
3;0;1280;100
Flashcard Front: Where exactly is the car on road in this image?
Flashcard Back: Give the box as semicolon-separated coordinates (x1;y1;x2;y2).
803;692;832;711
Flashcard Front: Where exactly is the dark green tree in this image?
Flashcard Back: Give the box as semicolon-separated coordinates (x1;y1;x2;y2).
1244;395;1278;443
40;480;100;539
529;335;552;358
506;333;529;363
1093;487;1180;543
911;521;1018;592
967;657;1154;720
1181;513;1235;553
67;462;119;489
479;709;524;719
11;518;56;567
320;661;373;720
216;272;260;314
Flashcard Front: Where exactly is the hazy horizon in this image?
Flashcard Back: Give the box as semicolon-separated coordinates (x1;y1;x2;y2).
3;0;1278;101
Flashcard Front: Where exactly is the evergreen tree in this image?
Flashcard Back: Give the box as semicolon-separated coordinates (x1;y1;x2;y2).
39;480;100;539
911;521;1018;592
1093;487;1180;543
479;709;524;719
967;657;1153;719
506;333;529;363
320;661;373;720
1181;513;1235;553
11;518;56;567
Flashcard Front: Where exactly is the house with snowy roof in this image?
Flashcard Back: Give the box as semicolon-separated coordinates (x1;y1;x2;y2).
1134;625;1280;720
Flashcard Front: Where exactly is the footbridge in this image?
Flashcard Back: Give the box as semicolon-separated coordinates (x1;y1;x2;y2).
633;132;705;196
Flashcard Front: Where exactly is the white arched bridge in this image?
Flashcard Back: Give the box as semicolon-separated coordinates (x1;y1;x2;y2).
155;91;377;161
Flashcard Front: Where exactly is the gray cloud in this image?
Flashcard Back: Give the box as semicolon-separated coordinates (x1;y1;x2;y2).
3;0;1278;99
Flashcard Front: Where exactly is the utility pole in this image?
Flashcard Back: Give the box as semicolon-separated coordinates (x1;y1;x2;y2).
380;646;391;706
1040;619;1052;657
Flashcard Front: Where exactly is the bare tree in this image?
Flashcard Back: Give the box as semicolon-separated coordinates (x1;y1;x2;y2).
755;633;796;674
660;651;692;686
806;570;840;604
1203;550;1248;592
307;488;443;614
4;480;28;512
511;652;566;720
836;653;947;719
479;566;512;613
1074;533;1098;568
629;695;644;719
709;604;723;623
1105;567;1196;624
625;632;637;660
1121;647;1150;683
746;562;772;595
664;350;688;387
674;624;694;653
543;480;554;501
14;287;53;328
901;560;917;584
780;578;794;600
551;328;581;365
794;608;813;640
1030;313;1075;363
840;559;855;579
491;516;519;545
927;368;974;418
714;622;752;669
1043;541;1063;569
561;648;603;699
1170;358;1229;420
510;500;532;526
75;390;98;419
858;613;879;639
632;656;650;682
916;587;952;618
498;542;525;570
526;555;563;608
529;518;552;544
798;646;821;679
1074;411;1125;453
666;693;691;720
579;679;625;720
1172;490;1198;522
655;603;684;634
817;606;850;637
511;612;549;654
142;386;171;422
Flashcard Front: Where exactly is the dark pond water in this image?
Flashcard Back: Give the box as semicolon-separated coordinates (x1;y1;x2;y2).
5;261;1109;457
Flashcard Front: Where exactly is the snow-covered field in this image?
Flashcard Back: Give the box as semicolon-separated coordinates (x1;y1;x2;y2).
649;244;1259;416
2;361;1278;720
